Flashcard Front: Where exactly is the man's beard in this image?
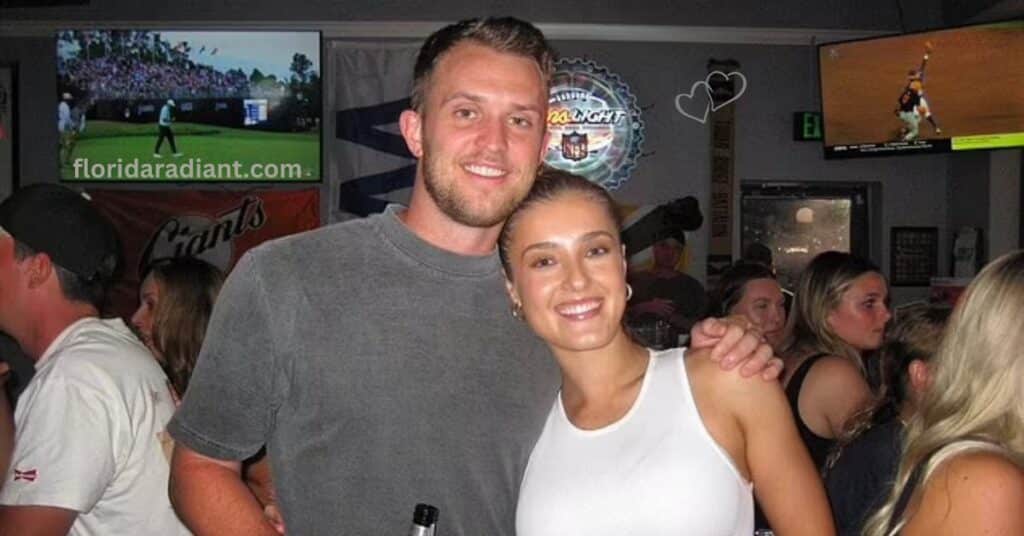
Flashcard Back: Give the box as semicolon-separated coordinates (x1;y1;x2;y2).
422;152;530;228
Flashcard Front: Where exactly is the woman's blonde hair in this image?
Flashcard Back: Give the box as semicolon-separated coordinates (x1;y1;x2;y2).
146;257;225;396
864;250;1024;536
783;251;883;371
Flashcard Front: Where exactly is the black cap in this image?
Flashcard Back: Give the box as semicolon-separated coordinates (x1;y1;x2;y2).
413;504;439;526
0;184;120;283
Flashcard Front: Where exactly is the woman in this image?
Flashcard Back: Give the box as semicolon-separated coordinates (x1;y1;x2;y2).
707;262;791;536
825;304;948;536
132;256;225;398
131;257;280;530
781;251;891;470
708;261;788;351
864;251;1024;536
500;168;833;535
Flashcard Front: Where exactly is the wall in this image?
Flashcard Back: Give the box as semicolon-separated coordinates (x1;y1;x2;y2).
989;150;1022;258
0;37;53;187
947;0;1024;24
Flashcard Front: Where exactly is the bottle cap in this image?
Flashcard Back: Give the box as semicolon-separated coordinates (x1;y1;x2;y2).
413;503;439;526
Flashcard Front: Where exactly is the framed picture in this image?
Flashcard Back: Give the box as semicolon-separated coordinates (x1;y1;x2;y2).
0;62;16;198
891;226;939;286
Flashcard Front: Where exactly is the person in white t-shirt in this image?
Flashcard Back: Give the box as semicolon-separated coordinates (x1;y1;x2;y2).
0;184;189;535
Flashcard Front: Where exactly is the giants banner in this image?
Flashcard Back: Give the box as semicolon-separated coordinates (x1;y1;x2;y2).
90;189;320;319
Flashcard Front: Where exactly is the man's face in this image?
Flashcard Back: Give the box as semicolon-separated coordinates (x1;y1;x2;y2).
406;42;550;228
652;239;682;269
0;232;29;335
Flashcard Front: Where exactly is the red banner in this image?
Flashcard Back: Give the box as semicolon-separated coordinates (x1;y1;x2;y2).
89;189;320;319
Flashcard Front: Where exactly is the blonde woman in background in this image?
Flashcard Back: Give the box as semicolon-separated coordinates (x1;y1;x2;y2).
781;251;892;471
864;250;1024;536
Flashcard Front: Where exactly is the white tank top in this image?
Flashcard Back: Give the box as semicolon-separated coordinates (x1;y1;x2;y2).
516;347;754;536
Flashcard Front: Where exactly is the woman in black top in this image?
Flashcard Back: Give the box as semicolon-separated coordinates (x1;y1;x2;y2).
780;251;891;470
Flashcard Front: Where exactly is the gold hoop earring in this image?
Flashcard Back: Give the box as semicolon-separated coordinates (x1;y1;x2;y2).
626;284;633;301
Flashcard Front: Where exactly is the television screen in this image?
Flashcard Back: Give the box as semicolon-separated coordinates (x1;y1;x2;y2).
819;19;1024;158
57;30;321;181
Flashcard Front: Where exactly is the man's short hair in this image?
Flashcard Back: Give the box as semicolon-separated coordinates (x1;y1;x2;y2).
12;239;107;309
0;184;120;309
410;17;557;112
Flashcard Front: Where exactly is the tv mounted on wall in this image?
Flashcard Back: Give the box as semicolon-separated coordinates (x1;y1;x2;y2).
57;29;321;181
819;19;1024;159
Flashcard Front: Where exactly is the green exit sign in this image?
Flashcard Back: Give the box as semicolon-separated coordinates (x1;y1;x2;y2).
793;112;823;141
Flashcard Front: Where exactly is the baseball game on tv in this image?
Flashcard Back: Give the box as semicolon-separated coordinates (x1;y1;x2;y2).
57;29;321;181
819;19;1024;159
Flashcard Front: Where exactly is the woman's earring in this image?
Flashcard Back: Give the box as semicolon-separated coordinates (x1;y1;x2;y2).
511;301;524;319
626;284;633;301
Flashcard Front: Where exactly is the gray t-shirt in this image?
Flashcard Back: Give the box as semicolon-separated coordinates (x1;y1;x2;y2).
168;206;559;535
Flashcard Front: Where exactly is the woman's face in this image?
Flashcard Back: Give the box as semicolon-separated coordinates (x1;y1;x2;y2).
131;273;162;359
504;193;630;353
730;278;786;349
827;272;891;351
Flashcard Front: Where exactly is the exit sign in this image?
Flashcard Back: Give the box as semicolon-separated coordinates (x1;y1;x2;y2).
793;112;823;141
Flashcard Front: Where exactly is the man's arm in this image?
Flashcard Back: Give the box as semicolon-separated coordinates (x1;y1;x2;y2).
689;316;782;379
0;506;76;536
170;443;280;536
919;42;932;79
244;454;285;534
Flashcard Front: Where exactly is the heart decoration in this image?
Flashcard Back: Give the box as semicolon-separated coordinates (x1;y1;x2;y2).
674;71;748;123
674;80;712;124
706;70;747;112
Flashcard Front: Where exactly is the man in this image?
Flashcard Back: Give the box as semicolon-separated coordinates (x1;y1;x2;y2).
154;98;182;157
628;235;709;346
57;92;76;167
895;43;941;142
169;18;777;535
0;184;188;535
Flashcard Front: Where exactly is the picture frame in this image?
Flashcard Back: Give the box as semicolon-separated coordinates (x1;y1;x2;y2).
890;226;939;286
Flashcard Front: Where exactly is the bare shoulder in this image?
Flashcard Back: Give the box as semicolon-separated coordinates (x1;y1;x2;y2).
799;355;870;405
912;450;1024;534
934;450;1024;504
799;355;870;426
684;346;782;402
803;355;864;387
